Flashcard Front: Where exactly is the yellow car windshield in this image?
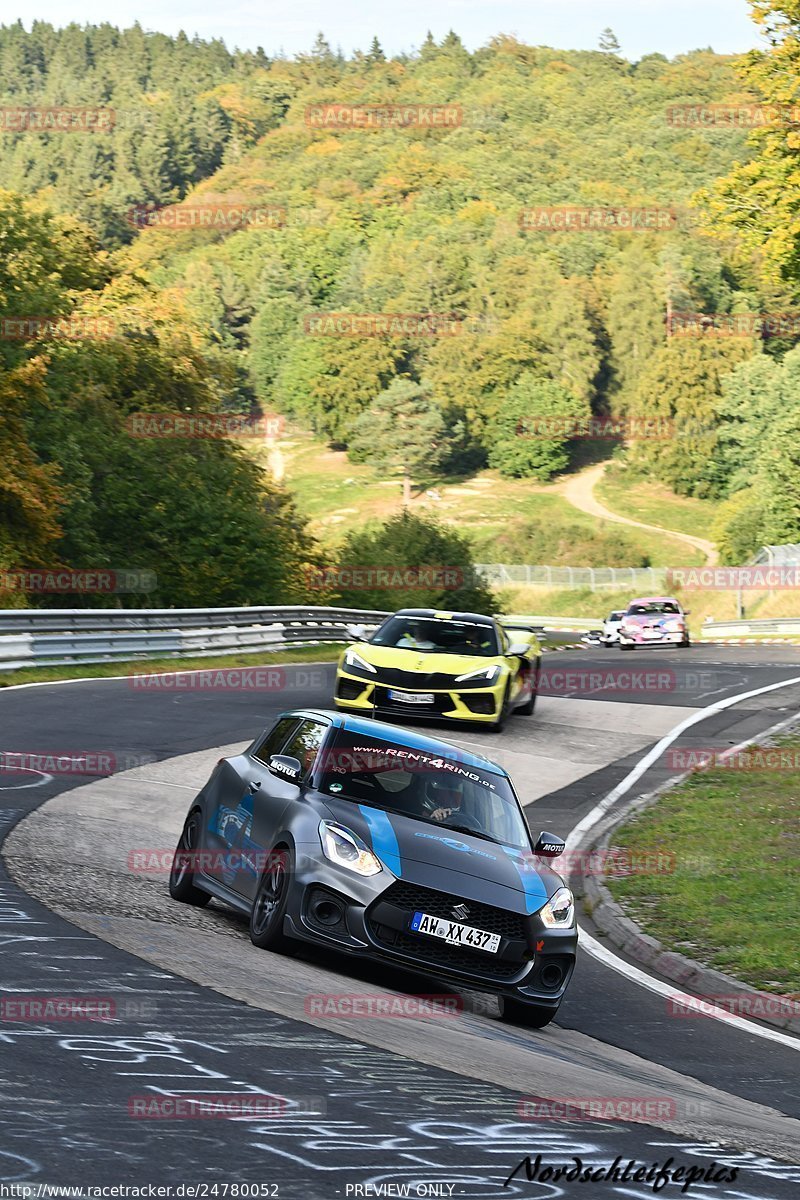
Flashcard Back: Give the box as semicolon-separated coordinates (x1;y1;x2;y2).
371;616;499;657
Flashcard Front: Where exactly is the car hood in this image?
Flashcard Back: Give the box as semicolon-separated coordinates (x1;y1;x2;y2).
352;643;503;674
316;794;562;913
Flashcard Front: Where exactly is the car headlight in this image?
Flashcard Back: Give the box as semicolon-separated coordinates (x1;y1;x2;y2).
319;821;383;876
664;619;684;631
455;664;501;684
539;886;575;929
342;648;377;675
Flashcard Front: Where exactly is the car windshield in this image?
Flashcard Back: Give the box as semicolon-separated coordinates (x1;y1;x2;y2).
608;612;624;621
627;602;681;616
316;729;532;851
370;616;499;657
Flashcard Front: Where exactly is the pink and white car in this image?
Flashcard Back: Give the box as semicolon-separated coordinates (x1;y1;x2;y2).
618;596;690;650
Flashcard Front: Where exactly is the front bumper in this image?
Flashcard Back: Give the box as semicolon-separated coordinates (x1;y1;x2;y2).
334;668;504;723
283;852;577;1003
620;629;687;645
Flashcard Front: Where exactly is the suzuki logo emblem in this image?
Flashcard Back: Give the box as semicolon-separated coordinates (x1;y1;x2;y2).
451;903;470;920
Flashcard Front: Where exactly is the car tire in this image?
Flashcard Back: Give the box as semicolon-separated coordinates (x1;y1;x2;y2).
168;808;211;907
490;682;511;731
681;637;691;648
516;662;539;715
250;844;294;952
619;642;634;652
501;996;560;1029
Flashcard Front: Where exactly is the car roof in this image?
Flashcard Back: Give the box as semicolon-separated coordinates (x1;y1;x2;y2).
279;708;507;775
393;608;496;627
627;596;681;605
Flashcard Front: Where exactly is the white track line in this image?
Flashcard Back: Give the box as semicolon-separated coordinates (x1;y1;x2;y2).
568;674;800;1050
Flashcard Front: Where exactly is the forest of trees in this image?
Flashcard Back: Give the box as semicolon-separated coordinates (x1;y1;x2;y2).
3;5;800;605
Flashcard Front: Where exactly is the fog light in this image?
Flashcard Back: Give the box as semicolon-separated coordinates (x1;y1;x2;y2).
540;963;564;990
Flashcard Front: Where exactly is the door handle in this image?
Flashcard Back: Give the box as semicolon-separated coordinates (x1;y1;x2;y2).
247;780;262;794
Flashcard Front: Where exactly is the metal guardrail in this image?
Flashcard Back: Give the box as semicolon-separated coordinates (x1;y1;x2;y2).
499;613;599;631
701;618;800;638
0;606;594;672
0;606;390;672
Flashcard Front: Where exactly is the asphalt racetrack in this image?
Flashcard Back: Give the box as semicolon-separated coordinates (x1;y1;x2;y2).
2;643;800;1197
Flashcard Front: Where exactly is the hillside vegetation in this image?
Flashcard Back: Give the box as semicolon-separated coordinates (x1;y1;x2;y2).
4;11;800;607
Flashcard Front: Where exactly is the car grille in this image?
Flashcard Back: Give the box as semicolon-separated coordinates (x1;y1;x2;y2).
367;881;528;981
371;667;488;691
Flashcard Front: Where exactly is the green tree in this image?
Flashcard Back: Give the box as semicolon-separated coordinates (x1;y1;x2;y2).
628;336;754;496
487;375;590;480
333;510;497;612
348;378;447;504
701;0;800;282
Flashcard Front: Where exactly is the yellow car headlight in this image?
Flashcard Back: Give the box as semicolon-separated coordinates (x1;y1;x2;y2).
455;664;501;684
343;648;377;675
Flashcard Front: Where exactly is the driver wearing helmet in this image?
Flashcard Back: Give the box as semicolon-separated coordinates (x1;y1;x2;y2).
424;777;465;823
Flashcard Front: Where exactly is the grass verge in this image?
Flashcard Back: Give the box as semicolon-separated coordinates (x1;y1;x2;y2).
596;465;718;541
252;427;705;566
606;738;800;993
0;644;344;688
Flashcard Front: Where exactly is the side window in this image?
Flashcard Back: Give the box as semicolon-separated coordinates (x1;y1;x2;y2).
281;720;328;780
253;717;299;765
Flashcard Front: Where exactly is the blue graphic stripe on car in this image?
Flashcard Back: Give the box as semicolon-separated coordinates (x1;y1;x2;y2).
358;805;403;876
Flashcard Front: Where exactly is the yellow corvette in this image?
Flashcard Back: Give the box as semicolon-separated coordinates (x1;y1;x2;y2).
334;608;541;730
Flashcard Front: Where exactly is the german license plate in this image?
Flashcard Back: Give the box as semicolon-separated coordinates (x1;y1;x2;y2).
410;910;500;954
388;690;434;704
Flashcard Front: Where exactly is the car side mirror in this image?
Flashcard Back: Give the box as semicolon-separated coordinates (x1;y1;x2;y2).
534;831;565;857
346;623;366;641
268;755;302;783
